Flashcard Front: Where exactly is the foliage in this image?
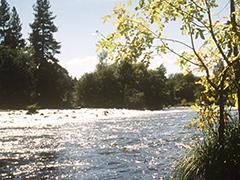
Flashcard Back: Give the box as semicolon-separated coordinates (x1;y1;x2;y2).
30;0;61;64
26;103;39;114
174;123;240;180
29;0;73;108
76;60;199;109
0;47;36;108
98;0;240;134
143;65;168;109
76;63;123;108
0;0;10;44
0;0;74;109
5;7;25;49
36;60;75;108
167;73;201;105
99;0;240;178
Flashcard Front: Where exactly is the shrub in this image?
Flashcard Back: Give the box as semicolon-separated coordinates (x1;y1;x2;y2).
173;123;240;180
26;104;39;114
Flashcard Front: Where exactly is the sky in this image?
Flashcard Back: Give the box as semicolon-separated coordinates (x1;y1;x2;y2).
5;0;181;78
7;0;228;78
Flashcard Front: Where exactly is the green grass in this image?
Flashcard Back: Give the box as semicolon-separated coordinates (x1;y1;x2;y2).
173;124;240;180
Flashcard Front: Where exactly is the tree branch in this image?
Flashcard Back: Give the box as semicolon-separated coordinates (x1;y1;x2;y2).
188;23;218;90
204;0;230;65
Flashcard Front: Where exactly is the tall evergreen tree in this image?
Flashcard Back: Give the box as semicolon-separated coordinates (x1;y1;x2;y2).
30;0;60;64
29;0;73;108
5;7;25;49
0;0;10;45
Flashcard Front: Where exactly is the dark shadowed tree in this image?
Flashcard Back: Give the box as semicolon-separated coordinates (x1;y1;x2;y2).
167;73;200;105
143;65;168;109
0;47;36;108
5;7;25;49
29;0;73;108
77;63;122;108
36;62;74;108
76;61;196;109
30;0;60;64
0;0;10;45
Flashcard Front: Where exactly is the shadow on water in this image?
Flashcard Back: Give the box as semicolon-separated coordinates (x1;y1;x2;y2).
0;125;63;179
0;151;59;179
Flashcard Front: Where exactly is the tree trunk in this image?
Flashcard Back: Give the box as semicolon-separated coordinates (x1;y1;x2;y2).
237;77;240;124
230;0;240;124
218;90;225;144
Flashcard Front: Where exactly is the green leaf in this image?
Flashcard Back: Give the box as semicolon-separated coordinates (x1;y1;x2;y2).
128;0;133;6
199;30;205;40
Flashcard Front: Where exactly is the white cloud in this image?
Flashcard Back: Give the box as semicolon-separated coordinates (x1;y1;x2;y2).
149;55;180;75
60;54;181;79
60;56;99;78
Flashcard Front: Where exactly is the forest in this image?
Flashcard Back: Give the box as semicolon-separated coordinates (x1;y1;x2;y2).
76;59;200;109
0;0;200;110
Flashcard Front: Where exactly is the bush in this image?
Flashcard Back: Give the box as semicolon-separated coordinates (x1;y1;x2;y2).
26;104;39;114
0;47;36;108
173;123;240;180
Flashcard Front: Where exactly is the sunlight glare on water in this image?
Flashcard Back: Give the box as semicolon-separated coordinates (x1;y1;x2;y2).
0;107;197;179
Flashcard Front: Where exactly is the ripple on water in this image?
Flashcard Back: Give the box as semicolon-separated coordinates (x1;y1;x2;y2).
0;108;197;179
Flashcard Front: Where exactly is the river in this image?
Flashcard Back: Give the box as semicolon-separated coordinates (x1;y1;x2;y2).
0;107;197;179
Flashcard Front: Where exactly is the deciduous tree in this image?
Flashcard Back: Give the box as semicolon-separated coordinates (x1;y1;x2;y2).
98;0;240;144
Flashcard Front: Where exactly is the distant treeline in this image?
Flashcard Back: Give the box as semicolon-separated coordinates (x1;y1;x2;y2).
76;60;201;110
0;0;200;110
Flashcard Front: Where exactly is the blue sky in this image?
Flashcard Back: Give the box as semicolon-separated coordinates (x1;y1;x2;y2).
7;0;228;78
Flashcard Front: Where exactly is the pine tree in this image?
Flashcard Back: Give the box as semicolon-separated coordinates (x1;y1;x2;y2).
29;0;72;108
0;0;10;45
5;7;25;49
30;0;60;64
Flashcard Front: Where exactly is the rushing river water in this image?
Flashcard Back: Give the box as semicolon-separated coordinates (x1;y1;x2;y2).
0;108;197;179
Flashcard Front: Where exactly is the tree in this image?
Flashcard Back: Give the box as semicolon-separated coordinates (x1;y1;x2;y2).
5;7;25;49
98;1;240;177
143;65;168;109
76;60;175;109
30;0;60;64
36;61;74;108
230;0;240;124
0;0;10;45
98;0;239;144
29;0;73;108
167;73;200;105
0;47;36;108
76;61;123;108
